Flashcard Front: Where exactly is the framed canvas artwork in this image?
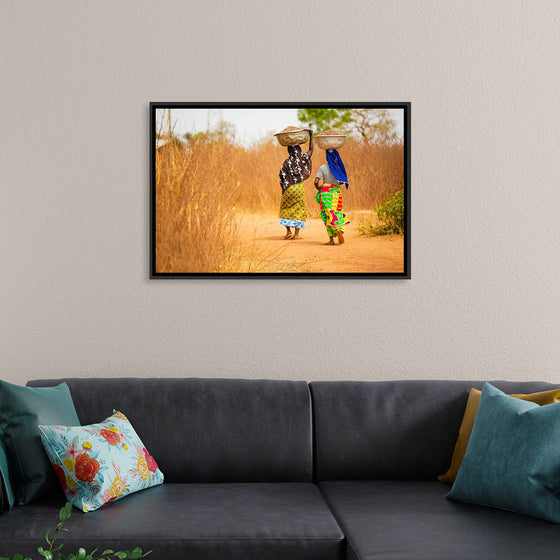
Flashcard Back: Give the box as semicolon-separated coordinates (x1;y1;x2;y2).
150;102;410;278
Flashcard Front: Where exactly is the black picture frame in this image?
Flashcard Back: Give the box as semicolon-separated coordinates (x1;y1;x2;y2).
150;102;410;278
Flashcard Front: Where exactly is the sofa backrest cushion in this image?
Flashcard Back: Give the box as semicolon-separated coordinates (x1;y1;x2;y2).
27;378;313;483
309;380;560;481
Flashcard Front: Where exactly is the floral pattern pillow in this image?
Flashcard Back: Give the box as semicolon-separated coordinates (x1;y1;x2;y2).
38;411;164;512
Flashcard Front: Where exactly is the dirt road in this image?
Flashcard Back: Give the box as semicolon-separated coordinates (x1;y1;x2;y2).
237;212;404;273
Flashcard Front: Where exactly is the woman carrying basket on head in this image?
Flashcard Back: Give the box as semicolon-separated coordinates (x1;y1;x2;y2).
278;129;314;240
314;147;350;245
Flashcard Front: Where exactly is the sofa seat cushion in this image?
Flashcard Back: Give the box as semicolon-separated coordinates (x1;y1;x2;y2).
319;481;560;560
0;483;344;560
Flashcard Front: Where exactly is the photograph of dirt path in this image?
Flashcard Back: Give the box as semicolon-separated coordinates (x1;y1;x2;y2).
237;213;404;273
152;104;409;276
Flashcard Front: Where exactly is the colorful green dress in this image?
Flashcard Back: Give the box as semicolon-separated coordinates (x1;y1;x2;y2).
279;181;307;229
315;183;349;236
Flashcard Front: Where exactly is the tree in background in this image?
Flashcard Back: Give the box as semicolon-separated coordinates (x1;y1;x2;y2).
183;119;237;143
351;109;398;144
297;108;353;132
210;119;237;141
298;108;399;144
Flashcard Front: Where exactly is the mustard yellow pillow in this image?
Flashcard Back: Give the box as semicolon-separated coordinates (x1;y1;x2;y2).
438;387;560;484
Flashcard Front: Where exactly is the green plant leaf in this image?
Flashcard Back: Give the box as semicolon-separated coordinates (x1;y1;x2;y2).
18;499;148;560
59;502;72;522
359;189;404;237
64;502;73;518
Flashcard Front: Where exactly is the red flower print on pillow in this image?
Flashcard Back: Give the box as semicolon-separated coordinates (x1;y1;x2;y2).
39;411;164;512
100;428;122;446
74;453;100;482
53;463;68;492
143;448;159;473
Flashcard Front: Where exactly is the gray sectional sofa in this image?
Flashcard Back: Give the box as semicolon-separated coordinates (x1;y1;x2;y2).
2;377;560;560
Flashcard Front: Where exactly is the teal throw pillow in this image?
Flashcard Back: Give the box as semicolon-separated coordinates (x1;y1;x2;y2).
39;411;164;512
0;439;15;511
0;380;80;504
446;382;560;523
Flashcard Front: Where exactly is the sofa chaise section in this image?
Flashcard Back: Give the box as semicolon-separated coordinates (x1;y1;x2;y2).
319;480;560;560
310;380;560;560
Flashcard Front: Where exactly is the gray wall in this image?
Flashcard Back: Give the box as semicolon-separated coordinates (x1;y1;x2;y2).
3;1;560;384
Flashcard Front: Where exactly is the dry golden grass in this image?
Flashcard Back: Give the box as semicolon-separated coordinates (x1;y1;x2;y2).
155;134;404;273
339;140;404;209
155;139;262;273
233;138;403;215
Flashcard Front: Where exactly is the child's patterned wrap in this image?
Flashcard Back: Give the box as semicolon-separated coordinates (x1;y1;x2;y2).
39;411;164;512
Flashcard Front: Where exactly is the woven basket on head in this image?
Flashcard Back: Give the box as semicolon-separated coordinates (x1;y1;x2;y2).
274;127;310;146
315;130;347;150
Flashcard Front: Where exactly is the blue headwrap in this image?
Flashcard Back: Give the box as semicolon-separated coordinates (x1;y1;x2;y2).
326;149;349;188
